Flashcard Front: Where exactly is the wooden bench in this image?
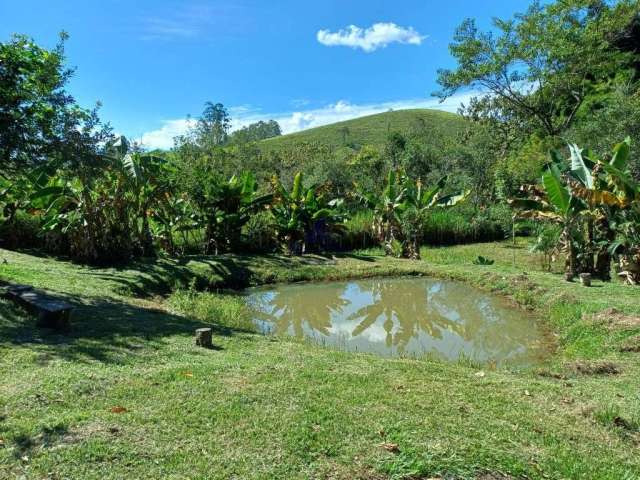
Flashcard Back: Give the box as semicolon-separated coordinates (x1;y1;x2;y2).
1;284;73;332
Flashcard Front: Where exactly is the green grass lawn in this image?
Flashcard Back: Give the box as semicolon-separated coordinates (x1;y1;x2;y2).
1;241;639;479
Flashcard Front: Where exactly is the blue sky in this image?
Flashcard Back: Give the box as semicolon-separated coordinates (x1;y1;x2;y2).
2;0;534;149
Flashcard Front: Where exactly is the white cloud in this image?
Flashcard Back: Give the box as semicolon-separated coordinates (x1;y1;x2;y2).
139;118;194;150
317;22;425;53
136;92;477;150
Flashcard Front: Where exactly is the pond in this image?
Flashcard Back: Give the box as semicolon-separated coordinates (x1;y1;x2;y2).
245;277;553;366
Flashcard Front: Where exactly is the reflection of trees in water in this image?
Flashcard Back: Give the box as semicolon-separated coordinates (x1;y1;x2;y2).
250;286;350;337
347;279;467;353
249;279;542;361
424;281;538;360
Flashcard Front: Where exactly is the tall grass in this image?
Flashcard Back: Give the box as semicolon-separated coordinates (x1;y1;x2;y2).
341;205;511;251
167;289;256;332
422;208;506;245
342;210;375;250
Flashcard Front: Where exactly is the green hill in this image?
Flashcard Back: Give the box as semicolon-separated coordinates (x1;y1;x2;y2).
260;108;467;152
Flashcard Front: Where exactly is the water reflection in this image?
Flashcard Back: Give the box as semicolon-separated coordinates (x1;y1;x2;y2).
246;277;551;365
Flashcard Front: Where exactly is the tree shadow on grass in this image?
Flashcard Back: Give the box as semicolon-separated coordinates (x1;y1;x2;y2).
77;253;341;296
333;252;378;263
10;424;69;460
0;293;249;364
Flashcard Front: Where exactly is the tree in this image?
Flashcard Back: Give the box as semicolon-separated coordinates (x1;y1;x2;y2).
0;32;76;173
384;132;406;169
196;102;231;148
229;120;282;144
436;0;638;137
511;138;638;281
358;171;467;259
339;126;350;146
270;172;345;255
569;83;640;180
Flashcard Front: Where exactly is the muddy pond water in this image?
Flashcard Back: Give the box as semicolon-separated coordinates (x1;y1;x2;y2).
245;277;553;366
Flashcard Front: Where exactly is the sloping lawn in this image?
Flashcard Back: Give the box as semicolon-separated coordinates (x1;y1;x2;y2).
1;241;639;479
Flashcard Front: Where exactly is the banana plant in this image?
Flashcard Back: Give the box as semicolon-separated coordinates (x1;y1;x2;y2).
270;172;345;255
565;138;640;282
30;136;170;262
356;170;405;257
358;171;467;259
592;138;640;284
511;139;639;280
149;195;199;255
103;136;173;257
200;172;272;254
511;162;588;278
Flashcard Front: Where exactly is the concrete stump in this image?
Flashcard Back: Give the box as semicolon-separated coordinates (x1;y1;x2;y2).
579;273;592;287
195;328;213;348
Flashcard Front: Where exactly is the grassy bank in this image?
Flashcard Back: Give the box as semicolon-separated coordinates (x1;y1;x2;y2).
1;241;639;479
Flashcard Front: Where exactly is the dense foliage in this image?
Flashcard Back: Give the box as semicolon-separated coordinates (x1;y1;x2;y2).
1;0;639;281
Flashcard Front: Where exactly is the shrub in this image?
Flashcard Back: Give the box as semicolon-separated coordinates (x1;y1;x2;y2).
0;211;42;249
530;223;562;271
241;211;278;253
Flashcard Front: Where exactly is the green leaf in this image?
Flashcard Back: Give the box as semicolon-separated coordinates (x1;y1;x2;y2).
610;137;631;170
542;164;570;214
568;144;593;189
30;186;64;201
311;208;334;221
601;163;638;200
291;172;303;202
437;190;469;207
420;181;443;207
122;154;142;181
549;149;565;167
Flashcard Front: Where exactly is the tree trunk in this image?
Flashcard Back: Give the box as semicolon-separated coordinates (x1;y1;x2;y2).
564;229;577;281
594;216;614;281
595;251;612;281
140;211;155;257
584;218;595;274
404;238;421;260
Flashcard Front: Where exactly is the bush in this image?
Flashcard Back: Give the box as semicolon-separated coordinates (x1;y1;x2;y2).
530;223;562;271
0;212;43;250
241;211;278;253
340;204;512;251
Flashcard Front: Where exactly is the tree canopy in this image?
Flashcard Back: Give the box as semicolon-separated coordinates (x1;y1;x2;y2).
436;0;639;136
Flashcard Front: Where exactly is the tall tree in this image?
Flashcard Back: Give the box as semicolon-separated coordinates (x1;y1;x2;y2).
436;0;638;137
0;32;76;173
197;102;231;148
